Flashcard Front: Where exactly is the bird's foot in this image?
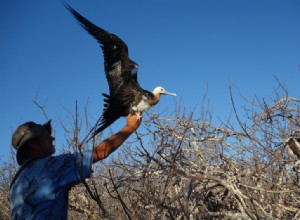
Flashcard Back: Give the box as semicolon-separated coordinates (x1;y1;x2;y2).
136;112;142;120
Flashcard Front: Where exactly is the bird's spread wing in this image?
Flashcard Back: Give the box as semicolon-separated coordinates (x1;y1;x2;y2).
65;3;145;140
65;3;138;95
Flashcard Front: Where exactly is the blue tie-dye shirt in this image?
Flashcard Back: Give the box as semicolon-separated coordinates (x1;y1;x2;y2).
10;150;93;220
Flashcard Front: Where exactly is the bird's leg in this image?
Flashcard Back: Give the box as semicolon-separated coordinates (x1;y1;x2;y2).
135;111;142;120
131;106;142;119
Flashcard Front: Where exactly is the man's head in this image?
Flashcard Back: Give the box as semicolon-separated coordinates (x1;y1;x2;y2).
11;120;54;164
12;121;51;150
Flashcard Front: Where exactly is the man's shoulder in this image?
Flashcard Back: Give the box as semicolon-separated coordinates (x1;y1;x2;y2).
31;152;78;168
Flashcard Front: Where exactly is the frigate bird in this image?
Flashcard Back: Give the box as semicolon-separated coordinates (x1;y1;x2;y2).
285;137;300;160
65;4;176;139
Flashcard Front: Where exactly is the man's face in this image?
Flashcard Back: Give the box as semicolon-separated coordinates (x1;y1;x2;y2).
38;131;55;155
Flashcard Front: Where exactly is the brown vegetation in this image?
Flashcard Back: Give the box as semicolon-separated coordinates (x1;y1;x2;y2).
1;84;300;219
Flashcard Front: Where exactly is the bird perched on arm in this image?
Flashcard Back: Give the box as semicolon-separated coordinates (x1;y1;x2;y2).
65;4;176;140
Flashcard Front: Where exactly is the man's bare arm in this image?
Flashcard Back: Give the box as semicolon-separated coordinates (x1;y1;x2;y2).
93;114;141;163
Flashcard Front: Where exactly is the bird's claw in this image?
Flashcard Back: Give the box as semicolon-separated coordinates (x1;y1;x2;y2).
136;112;142;120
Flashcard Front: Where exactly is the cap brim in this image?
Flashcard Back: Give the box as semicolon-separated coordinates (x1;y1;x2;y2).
42;120;52;134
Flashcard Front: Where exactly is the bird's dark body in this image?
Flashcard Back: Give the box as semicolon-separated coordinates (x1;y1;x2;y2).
65;4;155;136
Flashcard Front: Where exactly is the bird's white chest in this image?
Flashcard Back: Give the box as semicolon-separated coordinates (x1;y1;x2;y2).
132;96;151;112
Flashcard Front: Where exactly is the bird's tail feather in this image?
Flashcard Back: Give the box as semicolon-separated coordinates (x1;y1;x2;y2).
86;93;120;142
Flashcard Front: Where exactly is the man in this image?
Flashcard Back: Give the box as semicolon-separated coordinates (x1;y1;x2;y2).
10;114;141;219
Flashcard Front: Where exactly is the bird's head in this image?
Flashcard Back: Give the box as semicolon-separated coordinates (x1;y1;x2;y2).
153;86;177;97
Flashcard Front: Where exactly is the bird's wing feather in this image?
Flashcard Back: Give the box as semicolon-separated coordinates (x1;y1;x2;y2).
92;93;126;136
65;4;138;95
95;85;143;135
65;4;146;139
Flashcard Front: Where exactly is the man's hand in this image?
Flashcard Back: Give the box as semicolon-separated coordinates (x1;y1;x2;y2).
125;113;142;132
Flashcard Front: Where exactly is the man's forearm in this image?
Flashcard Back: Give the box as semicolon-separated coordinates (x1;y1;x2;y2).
93;126;135;162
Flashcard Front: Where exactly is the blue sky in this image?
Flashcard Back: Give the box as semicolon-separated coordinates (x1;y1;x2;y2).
1;1;300;159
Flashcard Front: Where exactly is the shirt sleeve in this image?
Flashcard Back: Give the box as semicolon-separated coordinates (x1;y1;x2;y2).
53;149;94;188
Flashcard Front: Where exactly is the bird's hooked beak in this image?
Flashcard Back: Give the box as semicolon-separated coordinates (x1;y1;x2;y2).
162;90;177;96
153;87;177;97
